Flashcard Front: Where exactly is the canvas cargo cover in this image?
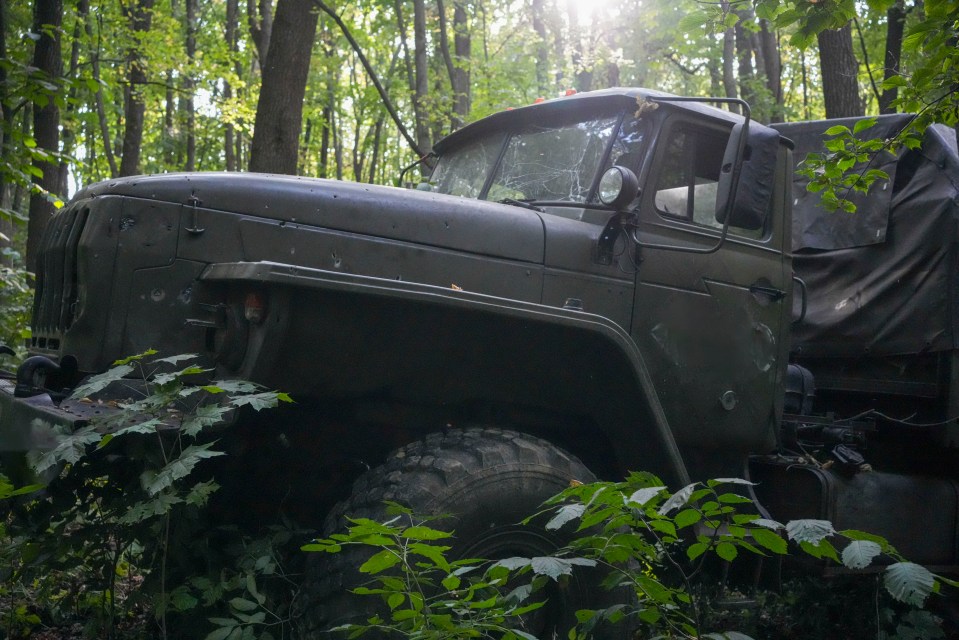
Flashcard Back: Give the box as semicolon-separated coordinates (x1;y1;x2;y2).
773;117;959;358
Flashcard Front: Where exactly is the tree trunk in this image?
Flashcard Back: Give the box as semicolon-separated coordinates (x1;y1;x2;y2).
532;0;549;94
119;0;155;177
722;21;738;112
58;3;83;197
0;0;13;261
248;0;319;174
247;0;273;67
759;19;782;118
818;24;863;118
734;10;755;107
82;1;117;177
412;0;431;156
27;0;63;273
185;0;197;171
225;0;238;170
878;0;906;114
452;1;470;125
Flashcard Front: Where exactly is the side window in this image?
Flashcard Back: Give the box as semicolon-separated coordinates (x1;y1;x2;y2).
653;124;764;239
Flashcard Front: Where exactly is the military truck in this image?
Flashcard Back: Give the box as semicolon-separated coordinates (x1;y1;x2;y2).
1;89;957;634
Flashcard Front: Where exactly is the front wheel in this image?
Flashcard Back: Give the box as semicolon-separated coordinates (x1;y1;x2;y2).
296;427;615;638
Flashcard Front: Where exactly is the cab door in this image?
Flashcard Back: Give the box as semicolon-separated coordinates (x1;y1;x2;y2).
630;113;791;466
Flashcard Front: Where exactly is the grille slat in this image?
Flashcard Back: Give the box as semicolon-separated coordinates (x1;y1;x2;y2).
31;206;88;349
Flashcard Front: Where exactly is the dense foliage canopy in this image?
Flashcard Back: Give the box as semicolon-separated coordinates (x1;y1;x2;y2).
0;0;956;274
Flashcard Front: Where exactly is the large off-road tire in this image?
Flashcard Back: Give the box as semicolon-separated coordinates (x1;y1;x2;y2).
295;427;611;639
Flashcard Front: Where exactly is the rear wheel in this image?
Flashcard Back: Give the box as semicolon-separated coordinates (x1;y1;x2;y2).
296;427;614;638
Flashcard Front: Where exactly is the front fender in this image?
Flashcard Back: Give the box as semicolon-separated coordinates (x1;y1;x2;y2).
197;261;690;486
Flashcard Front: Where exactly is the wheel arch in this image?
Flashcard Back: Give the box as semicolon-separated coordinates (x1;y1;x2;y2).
200;261;690;488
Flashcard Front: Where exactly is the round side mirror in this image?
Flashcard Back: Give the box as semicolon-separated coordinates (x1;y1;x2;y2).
598;166;640;210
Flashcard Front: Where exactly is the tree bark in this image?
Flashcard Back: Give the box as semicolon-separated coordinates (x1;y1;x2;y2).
412;0;431;155
734;10;755;107
225;0;238;170
818;24;863;118
247;0;273;67
119;0;155;177
185;0;197;171
0;0;13;260
532;0;549;94
248;0;319;174
722;20;738;112
84;3;118;177
58;3;83;196
452;1;470;125
878;0;906;114
27;0;63;273
759;19;782;117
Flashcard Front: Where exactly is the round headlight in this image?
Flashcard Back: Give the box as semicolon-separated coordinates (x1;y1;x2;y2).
598;166;639;210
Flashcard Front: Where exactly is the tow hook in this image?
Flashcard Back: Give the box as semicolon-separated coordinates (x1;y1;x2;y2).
14;355;77;399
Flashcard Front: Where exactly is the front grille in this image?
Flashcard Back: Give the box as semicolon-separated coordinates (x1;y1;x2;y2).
31;205;89;349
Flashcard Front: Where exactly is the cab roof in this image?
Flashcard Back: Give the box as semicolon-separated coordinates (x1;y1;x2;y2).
432;88;748;155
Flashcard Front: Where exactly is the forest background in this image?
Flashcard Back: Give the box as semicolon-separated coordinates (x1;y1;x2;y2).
0;0;957;331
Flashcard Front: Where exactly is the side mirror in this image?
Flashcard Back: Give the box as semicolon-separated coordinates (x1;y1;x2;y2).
715;122;780;231
598;166;640;211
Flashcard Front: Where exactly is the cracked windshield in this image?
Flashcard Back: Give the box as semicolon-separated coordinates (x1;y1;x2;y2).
431;114;622;205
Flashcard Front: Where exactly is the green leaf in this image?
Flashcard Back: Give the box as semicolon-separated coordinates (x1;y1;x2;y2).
387;592;404;610
402;525;452;541
853;117;878;134
750;527;787;554
204;627;235;640
824;124;851;136
675;508;701;529
841;540;883;570
359;549;400;574
530;556;579;580
70;364;135;399
229;597;258;612
884;562;935;606
546;503;586;530
786;519;836;544
144;443;226;495
715;542;738;562
687;542;708;561
658;482;697;514
628;486;666;506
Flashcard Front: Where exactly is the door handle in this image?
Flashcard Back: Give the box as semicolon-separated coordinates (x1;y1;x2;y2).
749;283;786;302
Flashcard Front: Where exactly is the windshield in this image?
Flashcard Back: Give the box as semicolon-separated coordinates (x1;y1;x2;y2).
430;108;641;208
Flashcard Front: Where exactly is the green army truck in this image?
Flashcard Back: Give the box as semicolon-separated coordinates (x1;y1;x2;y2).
1;89;957;636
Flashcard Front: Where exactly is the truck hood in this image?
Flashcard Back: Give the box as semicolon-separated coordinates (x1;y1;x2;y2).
73;172;546;264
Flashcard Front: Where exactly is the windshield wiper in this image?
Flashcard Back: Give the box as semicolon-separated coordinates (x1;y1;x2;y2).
498;198;545;212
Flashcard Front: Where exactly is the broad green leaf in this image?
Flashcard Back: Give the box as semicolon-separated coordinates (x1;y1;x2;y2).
69;364;134;399
492;557;532;571
841;540;883;570
628;486;666;506
708;477;756;487
884;562;935;606
853;117;878;134
359;549;400;574
786;519;836;544
546;503;586;530
144;443;225;495
750;527;787;554
152;353;200;365
824;124;851;136
715;542;738;562
675;508;701;529
687;541;708;561
402;525;452;541
530;556;577;580
229;597;257;612
658;482;697;515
